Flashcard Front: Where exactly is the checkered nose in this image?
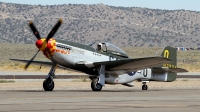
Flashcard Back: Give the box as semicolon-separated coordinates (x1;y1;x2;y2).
46;39;56;50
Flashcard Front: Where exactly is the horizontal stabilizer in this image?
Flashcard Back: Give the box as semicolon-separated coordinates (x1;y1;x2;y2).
167;68;188;73
152;67;188;74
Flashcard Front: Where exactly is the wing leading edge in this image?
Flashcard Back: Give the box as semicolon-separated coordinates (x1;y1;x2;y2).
9;58;80;72
10;58;52;67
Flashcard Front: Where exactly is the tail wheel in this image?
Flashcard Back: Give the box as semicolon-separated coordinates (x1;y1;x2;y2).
91;78;102;91
43;79;54;91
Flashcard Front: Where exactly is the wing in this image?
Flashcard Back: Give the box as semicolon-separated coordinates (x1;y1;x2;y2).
10;58;53;67
84;57;172;72
9;58;80;72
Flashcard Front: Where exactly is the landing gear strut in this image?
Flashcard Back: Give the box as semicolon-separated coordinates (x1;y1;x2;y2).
142;82;148;90
91;65;105;91
43;64;56;91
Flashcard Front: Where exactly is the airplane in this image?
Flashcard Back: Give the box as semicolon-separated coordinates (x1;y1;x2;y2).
10;19;188;91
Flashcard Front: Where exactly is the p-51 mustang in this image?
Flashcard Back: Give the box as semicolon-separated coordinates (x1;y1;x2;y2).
10;19;188;91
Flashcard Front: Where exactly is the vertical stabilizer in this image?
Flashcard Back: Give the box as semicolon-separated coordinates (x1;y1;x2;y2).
161;46;177;68
161;46;177;81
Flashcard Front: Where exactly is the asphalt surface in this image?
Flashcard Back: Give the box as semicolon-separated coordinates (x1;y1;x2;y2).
0;89;200;112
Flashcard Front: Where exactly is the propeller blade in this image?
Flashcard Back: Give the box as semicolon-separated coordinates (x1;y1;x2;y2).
24;50;40;70
28;21;41;40
46;19;63;41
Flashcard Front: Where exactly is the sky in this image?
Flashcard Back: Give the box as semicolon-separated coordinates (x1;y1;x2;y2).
1;0;200;11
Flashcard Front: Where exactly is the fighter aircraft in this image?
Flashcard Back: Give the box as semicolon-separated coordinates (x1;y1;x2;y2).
10;19;188;91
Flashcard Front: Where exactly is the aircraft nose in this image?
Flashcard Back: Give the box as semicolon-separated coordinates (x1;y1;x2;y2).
35;39;47;51
35;39;43;48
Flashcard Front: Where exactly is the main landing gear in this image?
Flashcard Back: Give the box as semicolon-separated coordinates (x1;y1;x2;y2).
142;82;148;90
43;64;56;91
91;78;102;91
91;65;105;91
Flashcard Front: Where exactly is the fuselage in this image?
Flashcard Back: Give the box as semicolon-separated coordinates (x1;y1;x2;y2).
43;39;173;85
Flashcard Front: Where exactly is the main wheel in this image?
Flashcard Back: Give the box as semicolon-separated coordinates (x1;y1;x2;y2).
142;85;148;90
91;78;102;91
43;79;54;91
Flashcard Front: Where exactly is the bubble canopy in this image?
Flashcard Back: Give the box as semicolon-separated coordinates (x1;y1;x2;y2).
101;42;128;57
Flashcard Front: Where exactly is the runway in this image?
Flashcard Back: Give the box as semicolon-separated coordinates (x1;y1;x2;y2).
0;88;200;111
0;79;200;112
0;71;200;111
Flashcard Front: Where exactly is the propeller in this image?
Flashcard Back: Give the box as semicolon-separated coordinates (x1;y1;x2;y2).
25;19;63;70
24;50;40;70
28;21;41;40
46;19;63;42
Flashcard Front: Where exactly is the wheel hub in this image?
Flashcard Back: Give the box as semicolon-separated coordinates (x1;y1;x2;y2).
96;83;102;89
47;81;53;89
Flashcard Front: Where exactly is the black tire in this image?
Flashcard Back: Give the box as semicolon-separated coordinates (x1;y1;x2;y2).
142;85;148;90
43;79;54;91
91;78;102;91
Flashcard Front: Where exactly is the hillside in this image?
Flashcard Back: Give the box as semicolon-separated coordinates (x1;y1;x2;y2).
0;2;200;47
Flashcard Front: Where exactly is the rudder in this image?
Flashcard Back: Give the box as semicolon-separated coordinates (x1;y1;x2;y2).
161;46;177;81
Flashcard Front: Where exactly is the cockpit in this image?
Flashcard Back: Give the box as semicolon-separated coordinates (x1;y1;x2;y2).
96;42;129;58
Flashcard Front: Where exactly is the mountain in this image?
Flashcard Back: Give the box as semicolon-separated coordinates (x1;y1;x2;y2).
0;2;200;47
